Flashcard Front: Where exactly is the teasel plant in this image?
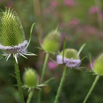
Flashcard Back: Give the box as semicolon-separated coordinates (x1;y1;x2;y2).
37;27;61;103
0;8;36;103
82;53;103;103
23;68;53;103
54;39;86;103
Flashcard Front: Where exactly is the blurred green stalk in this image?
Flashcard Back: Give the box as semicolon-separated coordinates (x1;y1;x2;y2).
54;66;68;103
94;0;103;36
83;75;100;103
27;90;34;103
13;58;25;103
38;53;49;103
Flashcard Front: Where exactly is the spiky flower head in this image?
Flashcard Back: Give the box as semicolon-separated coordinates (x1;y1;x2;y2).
94;53;103;76
42;29;61;53
0;8;35;62
56;48;81;68
0;8;25;46
23;68;38;88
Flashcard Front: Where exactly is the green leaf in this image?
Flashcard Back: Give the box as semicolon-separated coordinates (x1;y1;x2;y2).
26;23;35;48
77;43;86;56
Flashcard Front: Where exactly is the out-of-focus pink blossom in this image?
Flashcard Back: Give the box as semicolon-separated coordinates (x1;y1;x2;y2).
61;33;69;42
45;7;51;13
83;26;97;35
63;0;76;7
89;6;99;14
69;18;80;28
88;59;95;70
6;1;13;7
50;1;58;7
60;23;68;29
48;61;57;70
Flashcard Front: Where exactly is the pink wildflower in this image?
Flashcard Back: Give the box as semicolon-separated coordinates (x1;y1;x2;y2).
69;18;80;28
63;0;76;7
89;6;99;14
48;61;57;70
50;1;58;7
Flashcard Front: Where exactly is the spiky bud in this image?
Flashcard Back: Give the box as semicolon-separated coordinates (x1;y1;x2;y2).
0;8;25;46
94;53;103;76
23;68;38;88
42;30;61;53
0;8;28;60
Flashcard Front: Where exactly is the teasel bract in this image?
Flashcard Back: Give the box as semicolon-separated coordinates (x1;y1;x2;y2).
0;8;35;63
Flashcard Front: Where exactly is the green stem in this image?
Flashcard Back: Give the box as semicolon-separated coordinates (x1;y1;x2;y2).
54;66;68;103
13;58;25;103
27;90;34;103
38;53;49;103
83;75;100;103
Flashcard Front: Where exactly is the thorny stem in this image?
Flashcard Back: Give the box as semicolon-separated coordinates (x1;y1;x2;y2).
83;75;100;103
13;58;25;103
54;66;68;103
38;53;49;103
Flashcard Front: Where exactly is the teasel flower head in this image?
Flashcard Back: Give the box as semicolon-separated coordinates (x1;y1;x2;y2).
93;53;103;76
0;8;35;63
23;68;38;88
23;68;53;90
56;48;81;68
42;28;61;54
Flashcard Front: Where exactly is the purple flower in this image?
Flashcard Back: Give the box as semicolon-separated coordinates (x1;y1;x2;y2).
69;18;80;28
89;6;99;14
56;55;81;68
50;1;58;7
48;61;57;70
63;0;76;7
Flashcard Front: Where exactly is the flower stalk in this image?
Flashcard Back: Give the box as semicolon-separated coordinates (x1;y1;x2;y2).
27;90;34;103
83;75;100;103
13;57;25;103
38;53;49;103
54;66;68;103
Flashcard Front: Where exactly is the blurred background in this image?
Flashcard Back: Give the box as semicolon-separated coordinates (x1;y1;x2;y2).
0;0;103;103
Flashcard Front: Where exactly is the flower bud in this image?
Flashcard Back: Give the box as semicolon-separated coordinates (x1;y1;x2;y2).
42;30;60;53
94;53;103;75
23;68;38;88
0;8;25;46
61;48;79;59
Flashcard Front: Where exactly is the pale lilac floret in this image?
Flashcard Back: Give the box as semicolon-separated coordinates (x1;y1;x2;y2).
0;40;28;55
56;55;81;68
0;40;29;62
56;55;68;64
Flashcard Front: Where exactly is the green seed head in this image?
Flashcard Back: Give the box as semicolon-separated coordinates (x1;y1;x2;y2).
42;30;61;53
0;8;25;46
61;48;79;59
23;68;38;88
94;53;103;76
